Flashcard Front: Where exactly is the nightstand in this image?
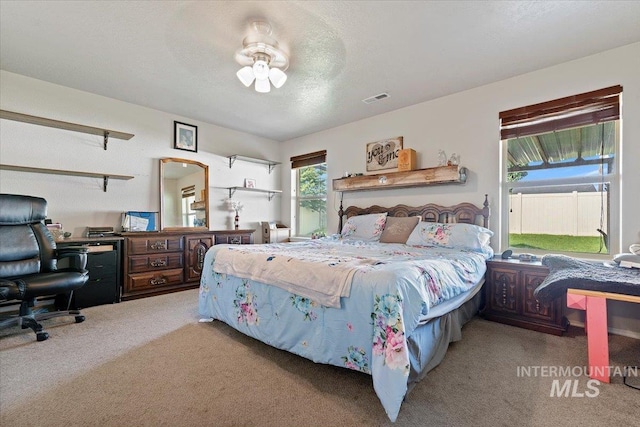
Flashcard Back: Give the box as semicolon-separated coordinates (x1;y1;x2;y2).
482;258;568;335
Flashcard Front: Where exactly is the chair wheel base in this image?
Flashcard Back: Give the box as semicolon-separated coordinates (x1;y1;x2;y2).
36;332;49;341
75;315;85;323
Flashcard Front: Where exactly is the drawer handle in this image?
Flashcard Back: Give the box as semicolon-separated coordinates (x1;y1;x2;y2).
149;241;166;250
197;247;205;269
150;277;167;286
150;259;167;267
230;237;241;244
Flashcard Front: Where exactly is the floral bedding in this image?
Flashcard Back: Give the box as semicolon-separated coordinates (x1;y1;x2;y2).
198;238;489;422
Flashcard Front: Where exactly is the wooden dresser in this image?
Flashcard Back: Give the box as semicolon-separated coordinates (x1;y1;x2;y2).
482;258;568;336
121;231;215;300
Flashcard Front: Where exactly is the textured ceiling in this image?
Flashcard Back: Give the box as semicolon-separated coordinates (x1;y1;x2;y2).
1;1;639;142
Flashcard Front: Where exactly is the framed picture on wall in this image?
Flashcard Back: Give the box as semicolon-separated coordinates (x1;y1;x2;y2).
244;178;256;188
174;121;198;153
366;136;403;172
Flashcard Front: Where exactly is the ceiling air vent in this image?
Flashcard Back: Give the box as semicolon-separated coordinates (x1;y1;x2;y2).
362;92;390;104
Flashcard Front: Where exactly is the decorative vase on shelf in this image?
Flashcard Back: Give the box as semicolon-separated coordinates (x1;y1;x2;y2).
227;198;243;230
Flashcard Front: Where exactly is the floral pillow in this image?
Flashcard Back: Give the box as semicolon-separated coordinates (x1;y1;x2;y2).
405;221;494;256
341;213;388;242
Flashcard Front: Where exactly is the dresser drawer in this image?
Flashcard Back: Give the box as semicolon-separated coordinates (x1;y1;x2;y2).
214;234;252;245
487;267;519;314
127;268;184;292
128;253;184;273
127;236;184;254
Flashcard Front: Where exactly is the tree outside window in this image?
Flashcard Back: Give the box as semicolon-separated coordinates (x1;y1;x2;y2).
297;163;327;237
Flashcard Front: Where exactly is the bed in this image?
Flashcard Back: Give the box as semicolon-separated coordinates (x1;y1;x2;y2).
198;197;492;422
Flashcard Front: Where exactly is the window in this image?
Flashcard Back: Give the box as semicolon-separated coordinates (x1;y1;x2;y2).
291;151;327;237
499;86;621;255
181;185;196;227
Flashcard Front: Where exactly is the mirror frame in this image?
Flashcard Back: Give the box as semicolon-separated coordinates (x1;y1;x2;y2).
160;157;209;230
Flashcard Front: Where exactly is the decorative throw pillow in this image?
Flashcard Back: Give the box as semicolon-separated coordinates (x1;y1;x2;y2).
341;213;388;242
406;221;494;255
379;216;421;243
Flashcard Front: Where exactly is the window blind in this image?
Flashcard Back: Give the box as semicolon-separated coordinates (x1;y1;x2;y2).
181;185;195;198
290;150;327;169
499;85;622;140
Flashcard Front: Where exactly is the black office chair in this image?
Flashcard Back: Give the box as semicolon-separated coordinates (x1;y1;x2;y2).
0;194;89;341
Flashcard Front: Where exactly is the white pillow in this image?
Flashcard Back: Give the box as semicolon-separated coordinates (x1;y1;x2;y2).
406;221;493;255
341;213;388;242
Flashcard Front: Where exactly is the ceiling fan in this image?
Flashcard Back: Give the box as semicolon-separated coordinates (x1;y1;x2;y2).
235;21;289;93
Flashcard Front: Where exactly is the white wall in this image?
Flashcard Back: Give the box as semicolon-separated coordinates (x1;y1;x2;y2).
1;43;638;336
280;42;640;336
0;71;283;241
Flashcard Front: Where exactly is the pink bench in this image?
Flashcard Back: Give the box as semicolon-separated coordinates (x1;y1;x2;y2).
567;288;640;383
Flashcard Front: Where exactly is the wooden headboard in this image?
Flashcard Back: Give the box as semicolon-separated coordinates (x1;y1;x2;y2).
338;194;490;232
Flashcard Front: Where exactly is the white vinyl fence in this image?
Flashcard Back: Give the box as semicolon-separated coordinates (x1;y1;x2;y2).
509;192;607;237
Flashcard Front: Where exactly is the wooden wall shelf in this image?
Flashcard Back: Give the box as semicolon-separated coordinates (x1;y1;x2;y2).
190;201;206;211
332;165;467;192
0;109;134;150
0;164;134;192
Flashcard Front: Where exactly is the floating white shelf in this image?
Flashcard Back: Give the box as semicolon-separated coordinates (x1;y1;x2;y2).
0;109;134;150
0;164;134;192
227;155;281;174
0;109;135;192
226;186;282;201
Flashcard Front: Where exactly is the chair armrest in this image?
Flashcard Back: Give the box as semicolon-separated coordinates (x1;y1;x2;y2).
0;279;22;301
55;246;88;271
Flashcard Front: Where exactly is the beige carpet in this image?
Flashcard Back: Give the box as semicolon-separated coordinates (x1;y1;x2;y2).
1;289;638;426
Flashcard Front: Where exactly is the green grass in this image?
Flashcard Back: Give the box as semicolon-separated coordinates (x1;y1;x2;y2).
509;234;606;254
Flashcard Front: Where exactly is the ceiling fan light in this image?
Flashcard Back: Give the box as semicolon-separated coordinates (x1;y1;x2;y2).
255;78;271;93
235;21;289;94
252;60;270;80
236;66;255;87
269;67;287;88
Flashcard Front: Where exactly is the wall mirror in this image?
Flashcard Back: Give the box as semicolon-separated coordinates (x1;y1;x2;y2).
160;157;209;230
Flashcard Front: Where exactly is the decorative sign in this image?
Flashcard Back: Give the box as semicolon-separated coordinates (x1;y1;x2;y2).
366;136;403;172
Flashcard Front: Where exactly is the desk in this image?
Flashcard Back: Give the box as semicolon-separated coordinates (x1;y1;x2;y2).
567;288;640;383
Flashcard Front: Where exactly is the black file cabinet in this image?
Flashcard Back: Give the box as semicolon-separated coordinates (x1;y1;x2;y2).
58;238;122;308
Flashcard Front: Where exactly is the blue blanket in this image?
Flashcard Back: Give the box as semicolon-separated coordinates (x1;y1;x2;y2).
199;239;489;422
534;255;640;303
